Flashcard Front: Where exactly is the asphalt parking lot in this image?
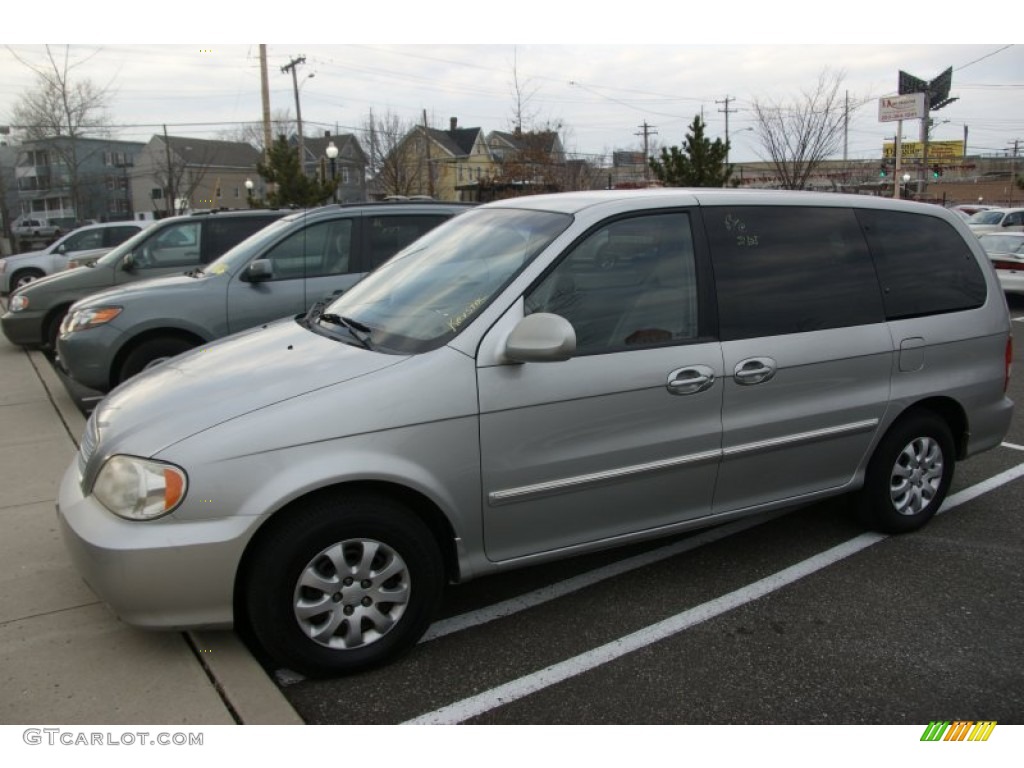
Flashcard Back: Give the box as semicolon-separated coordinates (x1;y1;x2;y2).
5;294;1023;726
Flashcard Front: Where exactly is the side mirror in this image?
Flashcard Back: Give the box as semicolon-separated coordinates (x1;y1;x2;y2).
504;313;576;363
121;252;136;271
245;259;274;282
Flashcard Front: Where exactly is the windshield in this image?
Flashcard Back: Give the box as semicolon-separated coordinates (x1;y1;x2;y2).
968;210;1005;225
94;223;168;267
317;207;572;354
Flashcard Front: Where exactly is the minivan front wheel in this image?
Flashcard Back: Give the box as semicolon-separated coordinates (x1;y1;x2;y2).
244;493;444;677
857;411;955;534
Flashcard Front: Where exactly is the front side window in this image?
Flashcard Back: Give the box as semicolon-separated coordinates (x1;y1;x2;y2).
61;228;105;251
319;208;571;354
137;222;202;268
707;206;884;340
526;212;699;355
259;219;354;280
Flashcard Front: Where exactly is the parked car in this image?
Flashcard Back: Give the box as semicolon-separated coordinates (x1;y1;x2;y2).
56;201;471;392
12;216;63;239
967;207;1024;234
1;209;287;350
0;221;151;294
977;232;1024;295
949;204;997;220
56;190;1013;677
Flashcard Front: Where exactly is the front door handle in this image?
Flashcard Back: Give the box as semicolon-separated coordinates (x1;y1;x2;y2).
734;357;777;385
667;365;716;396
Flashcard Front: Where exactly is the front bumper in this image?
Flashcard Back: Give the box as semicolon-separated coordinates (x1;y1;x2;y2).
56;323;123;391
57;460;258;630
1;307;48;347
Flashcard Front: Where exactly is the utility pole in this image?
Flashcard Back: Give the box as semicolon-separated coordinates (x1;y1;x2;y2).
716;96;738;164
635;121;658;183
259;45;272;160
162;124;176;215
422;110;434;198
281;55;307;176
1010;139;1019;206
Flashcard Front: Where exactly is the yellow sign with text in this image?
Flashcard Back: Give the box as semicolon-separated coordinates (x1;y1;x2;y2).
883;141;964;160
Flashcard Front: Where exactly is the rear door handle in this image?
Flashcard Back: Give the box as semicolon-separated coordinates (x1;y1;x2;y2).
666;365;716;395
734;357;777;385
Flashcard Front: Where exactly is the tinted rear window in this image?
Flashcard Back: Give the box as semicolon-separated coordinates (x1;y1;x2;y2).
705;206;885;340
204;216;281;261
856;209;986;319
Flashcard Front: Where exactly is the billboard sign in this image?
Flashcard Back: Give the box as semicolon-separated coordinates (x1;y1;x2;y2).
883;140;964;160
879;93;925;122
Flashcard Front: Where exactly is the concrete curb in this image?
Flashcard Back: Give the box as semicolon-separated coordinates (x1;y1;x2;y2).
8;346;302;725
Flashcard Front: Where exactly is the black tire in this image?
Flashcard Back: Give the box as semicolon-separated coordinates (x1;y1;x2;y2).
11;268;45;292
44;306;70;351
244;492;444;677
856;410;955;534
117;336;197;384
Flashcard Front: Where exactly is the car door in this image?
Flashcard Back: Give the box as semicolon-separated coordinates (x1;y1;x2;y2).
477;211;724;563
704;205;893;514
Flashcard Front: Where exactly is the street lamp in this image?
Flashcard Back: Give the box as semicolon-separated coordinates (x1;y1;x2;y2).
325;141;339;203
901;173;911;200
245;178;254;207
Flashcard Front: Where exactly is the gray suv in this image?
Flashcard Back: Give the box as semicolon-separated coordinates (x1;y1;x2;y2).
56;202;470;391
57;190;1014;677
2;209;287;349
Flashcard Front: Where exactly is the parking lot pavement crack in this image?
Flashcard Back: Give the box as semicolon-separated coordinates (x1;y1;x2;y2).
183;632;243;725
0;600;103;629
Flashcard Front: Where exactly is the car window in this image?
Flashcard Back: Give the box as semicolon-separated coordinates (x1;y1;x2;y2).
365;215;452;270
1004;212;1024;227
61;228;105;251
105;226;141;247
526;212;699;355
203;217;280;262
138;221;202;268
857;209;986;319
706;206;884;340
260;219;353;280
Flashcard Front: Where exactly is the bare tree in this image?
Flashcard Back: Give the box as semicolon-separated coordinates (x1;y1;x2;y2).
217;109;296;153
751;69;848;190
9;45;114;217
362;109;422;197
149;136;217;215
508;47;540;135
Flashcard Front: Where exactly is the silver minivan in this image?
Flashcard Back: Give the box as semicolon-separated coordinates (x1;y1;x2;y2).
57;190;1014;676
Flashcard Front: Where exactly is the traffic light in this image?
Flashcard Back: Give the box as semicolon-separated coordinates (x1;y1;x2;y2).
932;165;942;179
880;165;888;178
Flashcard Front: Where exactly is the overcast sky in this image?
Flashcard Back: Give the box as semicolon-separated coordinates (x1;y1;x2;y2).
2;9;1021;165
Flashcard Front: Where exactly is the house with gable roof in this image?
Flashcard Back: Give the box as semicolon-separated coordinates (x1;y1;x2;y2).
298;132;368;203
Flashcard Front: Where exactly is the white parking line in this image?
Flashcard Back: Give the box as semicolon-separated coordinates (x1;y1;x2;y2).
404;461;1024;725
422;508;791;643
1002;442;1024;451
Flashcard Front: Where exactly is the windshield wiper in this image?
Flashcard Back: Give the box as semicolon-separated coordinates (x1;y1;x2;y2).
318;313;374;350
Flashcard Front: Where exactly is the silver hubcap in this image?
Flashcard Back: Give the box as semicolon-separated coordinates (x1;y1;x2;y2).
889;436;944;516
293;538;411;650
16;275;38;289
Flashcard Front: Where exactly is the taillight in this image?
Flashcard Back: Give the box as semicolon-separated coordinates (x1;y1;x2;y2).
992;259;1022;271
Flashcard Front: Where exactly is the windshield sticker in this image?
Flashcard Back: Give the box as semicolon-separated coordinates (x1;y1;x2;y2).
448;297;486;333
724;213;758;247
208;264;228;275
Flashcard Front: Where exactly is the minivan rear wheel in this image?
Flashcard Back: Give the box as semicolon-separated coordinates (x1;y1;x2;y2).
857;411;954;534
244;492;444;677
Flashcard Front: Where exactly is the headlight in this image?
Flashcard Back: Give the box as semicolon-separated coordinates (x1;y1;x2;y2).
92;455;187;520
9;294;29;312
63;306;122;333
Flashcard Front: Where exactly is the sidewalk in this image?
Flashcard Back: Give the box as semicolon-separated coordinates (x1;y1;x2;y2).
0;332;301;724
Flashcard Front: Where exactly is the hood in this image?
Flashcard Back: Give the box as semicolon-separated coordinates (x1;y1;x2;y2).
73;272;213;309
90;318;406;459
2;247;51;262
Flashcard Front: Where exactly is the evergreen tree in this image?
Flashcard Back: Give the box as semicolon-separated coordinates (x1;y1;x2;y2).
649;116;733;187
254;136;337;207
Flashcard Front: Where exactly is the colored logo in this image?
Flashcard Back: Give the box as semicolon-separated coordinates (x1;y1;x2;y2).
920;721;997;742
